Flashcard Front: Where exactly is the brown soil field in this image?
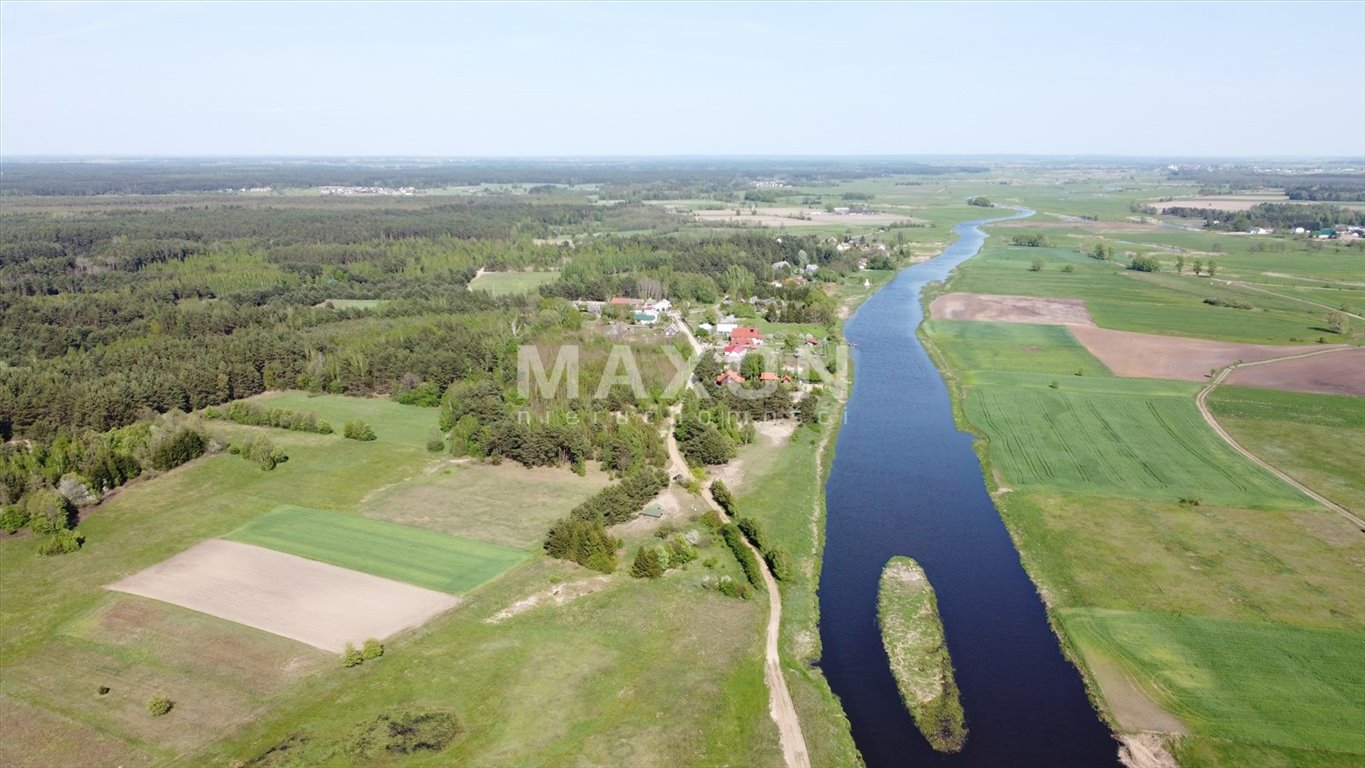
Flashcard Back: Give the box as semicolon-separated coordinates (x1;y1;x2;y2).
929;293;1095;325
108;539;460;652
1068;326;1333;382
1146;195;1287;212
692;207;911;228
1225;347;1365;396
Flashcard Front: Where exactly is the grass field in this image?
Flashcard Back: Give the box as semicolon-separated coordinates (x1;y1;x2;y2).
1000;491;1365;628
732;421;861;768
1062;609;1365;762
468;270;559;295
925;320;1112;377
227;506;525;594
965;372;1309;508
357;461;612;548
248;391;438;446
946;241;1365;345
1209;386;1365;513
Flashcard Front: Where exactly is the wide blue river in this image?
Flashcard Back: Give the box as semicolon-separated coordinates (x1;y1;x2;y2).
818;212;1121;766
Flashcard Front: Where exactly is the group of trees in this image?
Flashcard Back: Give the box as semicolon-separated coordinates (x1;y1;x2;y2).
1010;233;1050;248
545;466;670;572
204;403;333;434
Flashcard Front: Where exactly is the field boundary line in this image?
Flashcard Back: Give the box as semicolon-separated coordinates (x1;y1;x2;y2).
1195;348;1365;530
1214;278;1365;321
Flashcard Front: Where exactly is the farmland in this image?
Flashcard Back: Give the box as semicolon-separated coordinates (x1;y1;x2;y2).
228;506;525;594
964;372;1309;508
920;179;1365;767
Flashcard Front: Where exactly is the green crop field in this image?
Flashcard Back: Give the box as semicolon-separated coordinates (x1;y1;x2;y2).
469;270;559;295
924;320;1112;377
1209;386;1365;513
947;240;1365;345
227;506;526;594
965;372;1309;508
1063;609;1365;763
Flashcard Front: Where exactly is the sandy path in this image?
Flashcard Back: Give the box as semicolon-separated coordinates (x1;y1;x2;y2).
1196;350;1365;530
108;540;461;652
662;395;810;768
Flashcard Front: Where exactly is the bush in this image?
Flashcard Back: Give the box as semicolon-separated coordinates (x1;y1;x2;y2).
343;420;377;441
709;480;735;515
544;517;619;573
713;575;753;600
147;695;173;716
1029;258;1044;272
97;685;110;695
37;528;84;556
1010;233;1049;247
1061;264;1075;273
737;517;791;581
150;427;207;471
1129;255;1162;272
1;505;30;534
341;642;364;667
361;638;384;661
23;489;74;535
213;402;333;434
721;524;764;589
700;509;724;530
425;429;445;453
630;546;665;579
236;435;287;471
348;710;460;758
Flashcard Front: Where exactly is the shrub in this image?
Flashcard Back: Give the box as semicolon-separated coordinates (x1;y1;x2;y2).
97;686;110;695
721;524;764;589
630;546;665;579
425;429;445;453
348;710;460;758
709;480;735;515
150;427;207;471
1010;233;1049;247
1061;264;1075;273
37;528;84;556
700;509;724;530
1129;255;1162;272
361;638;384;661
147;695;173;716
23;489;74;535
736;517;791;581
237;435;287;470
343;421;378;441
713;575;753;599
1;505;30;534
341;643;364;667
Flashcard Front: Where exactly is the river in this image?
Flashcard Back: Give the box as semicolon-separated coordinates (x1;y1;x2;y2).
818;211;1121;767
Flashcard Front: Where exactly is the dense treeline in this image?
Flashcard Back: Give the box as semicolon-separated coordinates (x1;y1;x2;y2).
1153;202;1365;232
0;159;987;197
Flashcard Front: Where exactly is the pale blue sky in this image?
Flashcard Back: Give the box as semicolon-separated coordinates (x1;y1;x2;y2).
2;1;1362;157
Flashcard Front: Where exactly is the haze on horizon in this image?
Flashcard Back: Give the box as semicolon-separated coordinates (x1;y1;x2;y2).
2;1;1363;159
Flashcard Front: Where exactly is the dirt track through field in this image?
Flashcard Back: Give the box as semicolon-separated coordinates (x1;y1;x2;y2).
108;540;461;653
661;322;811;768
1197;351;1365;530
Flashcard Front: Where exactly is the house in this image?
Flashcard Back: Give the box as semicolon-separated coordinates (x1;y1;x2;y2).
1317;228;1339;239
716;370;746;385
730;326;763;347
663;323;681;338
698;322;714;333
715;322;738;338
759;371;778;383
610;297;643;307
646;298;672;312
639;504;664;519
804;336;821;346
573;300;605;315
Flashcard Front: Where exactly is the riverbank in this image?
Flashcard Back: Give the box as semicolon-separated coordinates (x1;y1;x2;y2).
877;556;966;753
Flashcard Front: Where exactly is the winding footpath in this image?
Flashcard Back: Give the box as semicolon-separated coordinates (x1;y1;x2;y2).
1195;347;1365;530
665;313;811;768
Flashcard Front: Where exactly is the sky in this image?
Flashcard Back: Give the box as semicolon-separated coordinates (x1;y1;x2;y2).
2;1;1363;158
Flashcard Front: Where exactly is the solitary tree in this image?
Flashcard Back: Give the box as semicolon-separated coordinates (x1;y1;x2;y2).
1175;254;1186;273
1029;258;1045;272
1326;311;1349;334
1192;259;1204;276
1207;261;1218;278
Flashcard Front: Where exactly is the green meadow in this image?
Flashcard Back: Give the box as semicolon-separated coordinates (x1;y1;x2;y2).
1209;386;1365;513
1062;609;1365;762
965;372;1308;508
468;270;560;295
924;320;1112;377
227;506;526;595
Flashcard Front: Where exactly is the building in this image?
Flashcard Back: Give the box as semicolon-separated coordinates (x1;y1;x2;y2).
730;326;763;347
715;322;737;338
716;370;745;385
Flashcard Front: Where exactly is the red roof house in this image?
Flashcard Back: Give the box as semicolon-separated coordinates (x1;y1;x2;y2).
730;326;763;346
716;370;746;385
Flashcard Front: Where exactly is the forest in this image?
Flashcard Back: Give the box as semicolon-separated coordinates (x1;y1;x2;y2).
0;173;849;546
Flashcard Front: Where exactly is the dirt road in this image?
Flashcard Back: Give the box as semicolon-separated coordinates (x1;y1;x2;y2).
1196;348;1365;530
663;388;811;768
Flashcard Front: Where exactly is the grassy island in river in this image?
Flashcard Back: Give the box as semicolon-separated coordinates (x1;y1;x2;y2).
877;556;967;753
